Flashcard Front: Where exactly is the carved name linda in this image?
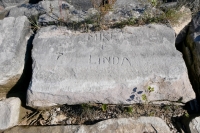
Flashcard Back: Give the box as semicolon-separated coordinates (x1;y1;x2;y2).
89;55;131;66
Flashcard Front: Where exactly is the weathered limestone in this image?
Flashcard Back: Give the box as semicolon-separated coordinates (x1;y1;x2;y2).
171;6;191;35
0;97;21;130
182;12;200;103
8;3;44;18
177;0;200;12
0;16;31;93
0;0;28;8
27;24;195;108
174;7;192;46
4;117;171;133
8;0;152;26
189;116;200;133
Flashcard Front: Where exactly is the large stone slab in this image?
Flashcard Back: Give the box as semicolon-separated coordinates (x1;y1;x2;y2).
0;16;31;93
0;97;21;131
27;24;195;108
4;117;171;133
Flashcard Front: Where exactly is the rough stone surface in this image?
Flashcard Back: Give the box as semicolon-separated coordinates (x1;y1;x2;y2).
8;3;44;18
0;5;7;20
189;116;200;133
182;12;200;103
174;6;191;46
27;24;195;108
0;0;28;8
0;97;21;131
64;0;97;11
172;6;191;35
177;0;200;12
5;117;171;133
8;0;153;26
0;16;31;93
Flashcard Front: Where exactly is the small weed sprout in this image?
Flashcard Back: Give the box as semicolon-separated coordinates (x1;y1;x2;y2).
142;94;148;102
163;105;171;111
124;106;133;113
81;104;91;110
148;86;154;93
165;8;184;26
90;0;116;28
102;104;107;111
151;0;158;7
28;16;41;32
184;112;190;118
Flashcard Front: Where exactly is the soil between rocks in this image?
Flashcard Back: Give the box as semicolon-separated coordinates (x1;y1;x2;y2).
18;103;188;132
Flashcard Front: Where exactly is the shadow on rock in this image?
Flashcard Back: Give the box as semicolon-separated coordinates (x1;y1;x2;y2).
29;0;42;4
172;99;200;133
6;35;34;109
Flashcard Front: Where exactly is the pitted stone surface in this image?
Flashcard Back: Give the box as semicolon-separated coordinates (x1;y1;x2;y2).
4;117;171;133
189;116;200;133
0;97;21;130
27;24;195;108
0;16;31;92
0;0;28;8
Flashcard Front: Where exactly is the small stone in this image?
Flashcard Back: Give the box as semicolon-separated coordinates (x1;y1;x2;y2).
56;115;67;122
41;111;50;121
56;108;60;112
66;119;72;125
0;97;21;130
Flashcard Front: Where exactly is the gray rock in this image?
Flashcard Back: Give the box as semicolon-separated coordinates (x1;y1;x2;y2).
0;97;21;131
0;0;28;8
27;24;195;108
38;0;87;23
0;16;32;93
8;0;156;25
189;116;200;133
177;0;200;12
4;117;171;133
0;5;8;20
64;0;98;11
8;3;45;18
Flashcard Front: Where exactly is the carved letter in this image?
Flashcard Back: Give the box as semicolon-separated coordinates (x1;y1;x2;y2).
113;57;119;65
121;57;131;66
89;55;96;64
103;57;111;64
88;34;94;41
99;57;101;64
102;33;110;41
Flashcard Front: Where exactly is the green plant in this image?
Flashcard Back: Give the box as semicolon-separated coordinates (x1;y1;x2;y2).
28;16;41;32
101;104;107;111
91;0;116;27
151;0;158;7
81;104;92;110
165;8;184;26
163;105;171;111
124;106;133;113
142;94;148;102
148;86;154;93
184;112;190;118
149;112;155;116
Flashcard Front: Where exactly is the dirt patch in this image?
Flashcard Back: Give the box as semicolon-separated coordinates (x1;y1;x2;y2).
19;103;188;132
